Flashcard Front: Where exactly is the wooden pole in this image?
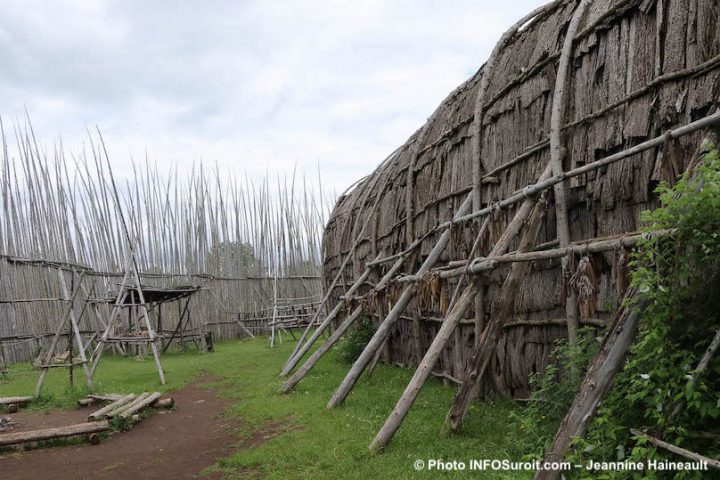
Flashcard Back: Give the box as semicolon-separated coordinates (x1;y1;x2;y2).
280;249;407;392
120;391;162;418
630;429;720;470
58;270;94;390
88;393;136;421
534;291;647;480
439;112;720;229
283;148;401;372
669;324;720;421
469;0;561;349
548;0;591;346
446;195;548;431
326;193;473;409
280;305;364;393
280;256;378;376
369;195;548;450
106;392;150;419
35;270;87;398
369;278;482;451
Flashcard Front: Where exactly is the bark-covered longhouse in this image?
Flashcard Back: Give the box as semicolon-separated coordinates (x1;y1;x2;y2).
321;0;720;398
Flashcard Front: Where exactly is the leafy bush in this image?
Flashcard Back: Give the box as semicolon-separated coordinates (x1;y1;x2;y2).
565;145;720;478
337;314;375;364
514;144;720;478
512;327;602;458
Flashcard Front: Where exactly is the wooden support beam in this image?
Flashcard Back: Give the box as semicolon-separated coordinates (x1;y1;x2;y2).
548;0;590;346
534;291;647;480
280;246;412;392
440;112;720;229
369;279;481;451
35;270;87;398
670;324;720;421
280;305;364;393
283;147;401;372
280;256;377;377
446;195;548;431
369;195;548;450
326;193;473;409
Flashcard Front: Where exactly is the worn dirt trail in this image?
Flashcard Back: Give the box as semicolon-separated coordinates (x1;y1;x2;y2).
0;377;242;479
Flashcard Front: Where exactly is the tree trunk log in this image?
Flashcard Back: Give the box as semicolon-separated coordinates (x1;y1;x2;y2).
0;421;109;447
88;393;136;421
120;392;162;418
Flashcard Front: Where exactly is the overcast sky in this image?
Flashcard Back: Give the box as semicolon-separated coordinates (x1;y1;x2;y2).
1;0;547;194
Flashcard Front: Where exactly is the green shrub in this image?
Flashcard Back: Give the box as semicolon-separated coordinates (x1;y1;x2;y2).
337;314;375;364
512;327;602;458
565;145;720;478
513;144;720;478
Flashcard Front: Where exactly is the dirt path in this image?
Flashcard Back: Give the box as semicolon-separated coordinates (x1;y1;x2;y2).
0;377;241;479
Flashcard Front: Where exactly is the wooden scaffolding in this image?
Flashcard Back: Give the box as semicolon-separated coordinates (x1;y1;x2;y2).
90;250;166;385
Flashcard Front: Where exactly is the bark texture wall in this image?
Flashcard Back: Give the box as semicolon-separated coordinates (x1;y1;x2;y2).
322;0;720;398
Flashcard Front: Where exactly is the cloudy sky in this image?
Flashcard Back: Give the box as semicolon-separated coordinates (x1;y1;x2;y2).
1;0;546;194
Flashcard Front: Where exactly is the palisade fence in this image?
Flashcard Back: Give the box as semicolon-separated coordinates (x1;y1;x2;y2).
0;121;335;365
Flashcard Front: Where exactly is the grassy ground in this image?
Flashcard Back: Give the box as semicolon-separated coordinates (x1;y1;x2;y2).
0;337;530;479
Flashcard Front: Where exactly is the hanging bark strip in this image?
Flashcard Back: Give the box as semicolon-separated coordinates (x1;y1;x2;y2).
446;195;549;431
325;193;474;409
534;290;647;480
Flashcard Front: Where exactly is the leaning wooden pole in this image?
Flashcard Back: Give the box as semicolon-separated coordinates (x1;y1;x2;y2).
371;195;547;450
369;279;482;451
534;290;647;480
280;305;365;393
280;256;377;376
446;194;548;430
629;429;720;471
280;251;408;393
282;149;399;373
325;193;473;408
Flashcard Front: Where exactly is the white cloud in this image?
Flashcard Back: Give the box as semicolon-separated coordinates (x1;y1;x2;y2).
0;0;548;193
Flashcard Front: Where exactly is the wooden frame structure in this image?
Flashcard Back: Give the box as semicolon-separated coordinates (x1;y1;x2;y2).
90;250;166;385
34;269;94;397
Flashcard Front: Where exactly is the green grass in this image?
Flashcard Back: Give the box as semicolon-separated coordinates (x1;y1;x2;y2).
0;338;530;479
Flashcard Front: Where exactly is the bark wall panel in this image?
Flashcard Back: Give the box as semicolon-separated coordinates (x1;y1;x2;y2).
321;0;720;397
